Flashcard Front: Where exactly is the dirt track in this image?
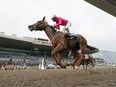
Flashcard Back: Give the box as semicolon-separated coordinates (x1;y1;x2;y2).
0;66;116;87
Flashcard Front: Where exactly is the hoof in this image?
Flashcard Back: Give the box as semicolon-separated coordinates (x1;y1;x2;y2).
61;66;66;69
65;63;71;66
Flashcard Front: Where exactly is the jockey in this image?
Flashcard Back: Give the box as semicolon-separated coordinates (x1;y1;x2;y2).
51;15;71;33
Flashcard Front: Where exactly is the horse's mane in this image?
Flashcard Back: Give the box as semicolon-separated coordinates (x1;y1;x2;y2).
50;25;57;32
50;25;55;29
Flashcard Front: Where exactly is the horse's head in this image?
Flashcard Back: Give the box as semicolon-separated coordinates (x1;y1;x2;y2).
28;16;48;31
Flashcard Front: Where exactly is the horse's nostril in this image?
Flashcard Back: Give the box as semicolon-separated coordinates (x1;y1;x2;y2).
28;25;33;31
28;26;32;28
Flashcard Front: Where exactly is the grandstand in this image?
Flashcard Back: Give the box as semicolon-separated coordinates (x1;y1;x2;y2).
0;33;52;57
0;33;53;68
0;32;98;57
0;33;99;67
1;33;116;67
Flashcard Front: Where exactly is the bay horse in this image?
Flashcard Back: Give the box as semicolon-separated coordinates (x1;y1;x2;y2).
28;16;99;69
72;55;96;71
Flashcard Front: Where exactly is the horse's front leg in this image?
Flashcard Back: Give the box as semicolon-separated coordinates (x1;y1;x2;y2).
57;52;66;69
51;44;66;68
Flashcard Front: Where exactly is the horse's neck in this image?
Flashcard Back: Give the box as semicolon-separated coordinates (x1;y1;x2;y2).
44;27;54;40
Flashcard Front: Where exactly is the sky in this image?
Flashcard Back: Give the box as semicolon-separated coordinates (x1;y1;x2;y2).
0;0;116;52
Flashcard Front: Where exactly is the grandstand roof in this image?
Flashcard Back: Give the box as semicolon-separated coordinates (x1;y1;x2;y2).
0;34;52;51
85;0;116;17
0;34;98;54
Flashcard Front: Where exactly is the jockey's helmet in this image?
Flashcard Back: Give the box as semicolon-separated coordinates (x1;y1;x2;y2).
51;15;57;20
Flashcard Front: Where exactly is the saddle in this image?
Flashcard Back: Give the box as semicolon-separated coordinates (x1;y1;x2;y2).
65;33;77;39
65;33;79;49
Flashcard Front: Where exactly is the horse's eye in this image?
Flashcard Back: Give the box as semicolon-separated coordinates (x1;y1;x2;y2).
37;21;41;24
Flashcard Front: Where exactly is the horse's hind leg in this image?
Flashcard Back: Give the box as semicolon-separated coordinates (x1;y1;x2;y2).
90;62;97;71
75;52;85;66
71;50;79;67
75;46;86;66
75;36;87;66
70;50;83;70
74;65;80;71
88;64;92;70
83;62;88;71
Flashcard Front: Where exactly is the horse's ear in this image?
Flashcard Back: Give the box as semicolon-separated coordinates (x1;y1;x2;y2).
42;16;46;21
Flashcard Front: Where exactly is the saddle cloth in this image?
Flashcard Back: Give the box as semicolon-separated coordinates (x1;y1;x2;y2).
65;33;77;39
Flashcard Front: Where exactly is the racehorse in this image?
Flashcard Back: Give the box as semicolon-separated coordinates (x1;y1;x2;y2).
72;55;96;71
28;16;99;69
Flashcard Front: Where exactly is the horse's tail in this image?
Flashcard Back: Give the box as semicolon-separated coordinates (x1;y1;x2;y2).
86;45;99;52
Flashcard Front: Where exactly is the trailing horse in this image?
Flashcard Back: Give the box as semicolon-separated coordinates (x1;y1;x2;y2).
72;55;96;71
28;16;99;69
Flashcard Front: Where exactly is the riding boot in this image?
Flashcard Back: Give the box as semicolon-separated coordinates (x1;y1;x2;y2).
65;28;70;33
